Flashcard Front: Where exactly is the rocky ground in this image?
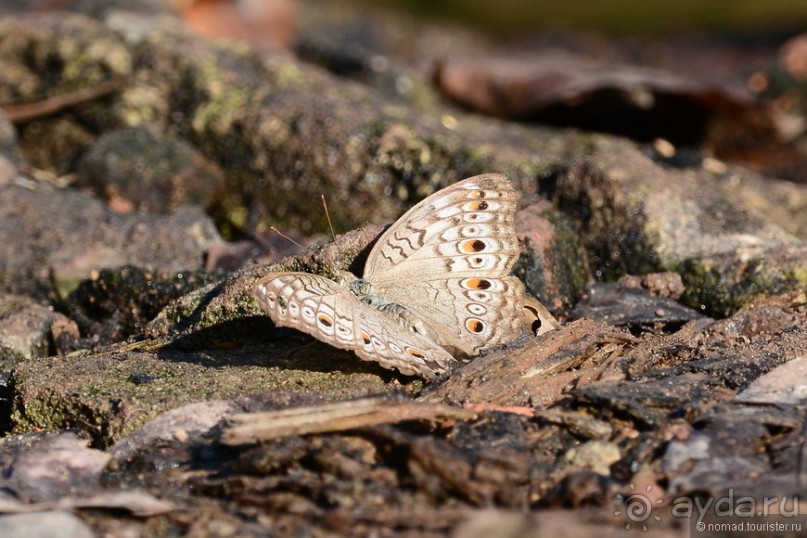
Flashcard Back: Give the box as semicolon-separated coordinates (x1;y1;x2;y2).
0;1;805;536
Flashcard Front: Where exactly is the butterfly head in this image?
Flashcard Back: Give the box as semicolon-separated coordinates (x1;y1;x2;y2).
347;277;374;298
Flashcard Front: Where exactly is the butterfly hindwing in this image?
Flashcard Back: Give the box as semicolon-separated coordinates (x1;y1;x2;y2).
379;275;526;356
254;272;456;379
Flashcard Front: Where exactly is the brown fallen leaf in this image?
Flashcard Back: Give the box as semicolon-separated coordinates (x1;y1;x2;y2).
434;53;761;145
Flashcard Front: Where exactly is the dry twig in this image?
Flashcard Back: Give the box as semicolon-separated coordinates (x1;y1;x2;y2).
220;397;477;445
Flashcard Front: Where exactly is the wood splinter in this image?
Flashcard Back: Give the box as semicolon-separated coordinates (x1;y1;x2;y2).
219;397;477;445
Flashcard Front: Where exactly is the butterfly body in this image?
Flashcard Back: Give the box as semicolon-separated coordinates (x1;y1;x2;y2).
254;174;530;379
344;273;441;342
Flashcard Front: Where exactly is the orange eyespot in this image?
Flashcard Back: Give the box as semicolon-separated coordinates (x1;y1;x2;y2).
406;347;426;359
317;314;334;328
459;239;486;253
466;319;485;333
361;331;371;345
463;200;489;211
467;190;485;199
462;278;492;290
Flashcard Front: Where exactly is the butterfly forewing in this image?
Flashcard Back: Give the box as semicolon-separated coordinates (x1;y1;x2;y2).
362;174;525;356
254;272;456;379
363;174;520;283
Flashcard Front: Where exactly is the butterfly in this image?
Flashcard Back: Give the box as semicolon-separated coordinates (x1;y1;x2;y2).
253;173;556;380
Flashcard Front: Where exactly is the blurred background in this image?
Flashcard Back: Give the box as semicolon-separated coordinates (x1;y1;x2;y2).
351;0;807;36
169;0;807;182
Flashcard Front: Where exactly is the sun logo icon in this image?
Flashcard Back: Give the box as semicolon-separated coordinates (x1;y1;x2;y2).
614;483;664;531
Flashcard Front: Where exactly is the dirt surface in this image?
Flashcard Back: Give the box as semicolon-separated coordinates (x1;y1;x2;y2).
0;1;805;536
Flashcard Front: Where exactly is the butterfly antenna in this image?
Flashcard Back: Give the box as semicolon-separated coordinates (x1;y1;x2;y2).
321;194;336;241
269;226;303;248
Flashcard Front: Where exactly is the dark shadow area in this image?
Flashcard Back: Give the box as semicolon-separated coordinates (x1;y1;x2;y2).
155;316;405;381
0;371;13;436
527;88;735;145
